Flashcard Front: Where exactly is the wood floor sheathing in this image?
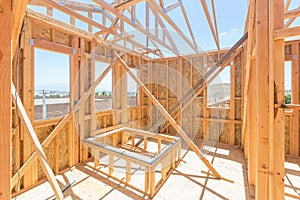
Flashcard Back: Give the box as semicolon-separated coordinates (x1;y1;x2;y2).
14;142;300;200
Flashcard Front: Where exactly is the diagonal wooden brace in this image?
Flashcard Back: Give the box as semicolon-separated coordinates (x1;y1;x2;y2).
11;83;64;200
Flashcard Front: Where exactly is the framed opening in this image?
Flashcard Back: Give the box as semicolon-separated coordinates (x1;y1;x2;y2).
95;61;112;112
207;66;231;108
34;48;70;120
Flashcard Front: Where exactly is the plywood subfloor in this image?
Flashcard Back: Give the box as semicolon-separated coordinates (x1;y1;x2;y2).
14;142;300;200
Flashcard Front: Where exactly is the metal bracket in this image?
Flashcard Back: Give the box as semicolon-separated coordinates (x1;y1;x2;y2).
29;38;34;46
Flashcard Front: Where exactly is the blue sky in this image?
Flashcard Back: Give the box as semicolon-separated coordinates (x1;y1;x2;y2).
31;0;296;92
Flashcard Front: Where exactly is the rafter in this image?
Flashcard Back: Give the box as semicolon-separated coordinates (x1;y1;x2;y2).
211;0;220;51
148;5;179;54
179;1;198;51
199;0;220;50
146;0;198;53
93;0;177;54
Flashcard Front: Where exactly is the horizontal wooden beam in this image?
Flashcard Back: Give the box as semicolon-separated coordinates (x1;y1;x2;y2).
197;117;242;124
274;26;300;39
32;39;74;54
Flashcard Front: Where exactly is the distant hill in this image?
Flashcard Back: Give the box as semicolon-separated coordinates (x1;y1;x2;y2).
207;83;230;103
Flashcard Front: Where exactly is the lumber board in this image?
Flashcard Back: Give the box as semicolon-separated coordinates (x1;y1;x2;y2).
0;1;12;198
255;0;269;198
269;0;285;199
291;43;299;156
12;0;30;54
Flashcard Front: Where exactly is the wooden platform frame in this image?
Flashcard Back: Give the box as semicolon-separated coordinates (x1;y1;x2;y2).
83;127;181;198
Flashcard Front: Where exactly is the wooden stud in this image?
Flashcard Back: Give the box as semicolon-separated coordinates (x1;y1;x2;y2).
229;65;235;145
291;43;299;156
158;138;161;152
23;19;34;188
149;167;155;197
247;58;256;185
144;167;149;193
126;160;131;183
0;1;12;198
255;1;270;198
269;0;285;199
109;155;114;175
144;137;147;150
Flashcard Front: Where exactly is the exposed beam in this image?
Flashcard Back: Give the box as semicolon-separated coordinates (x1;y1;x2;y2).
242;0;255;150
0;1;12;199
274;26;300;39
211;0;220;52
179;2;198;51
199;0;220;50
93;0;177;54
12;0;30;54
285;5;300;28
285;6;300;18
146;0;198;53
285;0;291;12
114;51;222;179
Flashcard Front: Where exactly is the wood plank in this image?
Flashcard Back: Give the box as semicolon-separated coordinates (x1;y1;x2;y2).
274;26;300;39
199;0;220;50
247;58;256;185
11;84;64;200
126;160;131;183
285;7;300;19
269;0;285;199
255;0;269;198
0;1;12;198
12;0;30;54
33;39;73;54
291;43;300;156
22;19;34;188
114;52;221;178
